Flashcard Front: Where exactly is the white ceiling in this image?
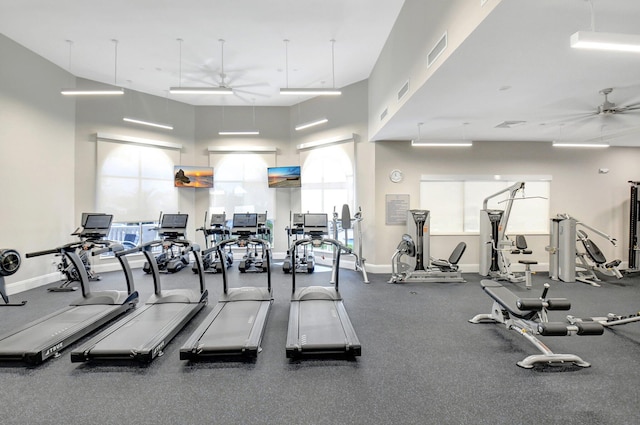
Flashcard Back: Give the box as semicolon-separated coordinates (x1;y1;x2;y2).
1;0;640;145
0;0;405;106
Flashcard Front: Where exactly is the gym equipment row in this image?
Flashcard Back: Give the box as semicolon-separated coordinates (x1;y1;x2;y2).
0;212;361;364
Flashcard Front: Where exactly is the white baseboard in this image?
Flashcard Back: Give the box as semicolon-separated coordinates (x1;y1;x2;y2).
6;272;59;295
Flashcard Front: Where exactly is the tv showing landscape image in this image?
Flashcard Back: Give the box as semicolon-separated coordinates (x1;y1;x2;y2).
268;166;301;188
174;166;214;188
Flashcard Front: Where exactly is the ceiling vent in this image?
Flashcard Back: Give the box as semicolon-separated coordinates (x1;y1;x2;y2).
427;32;448;68
380;108;388;121
397;81;410;101
495;120;526;129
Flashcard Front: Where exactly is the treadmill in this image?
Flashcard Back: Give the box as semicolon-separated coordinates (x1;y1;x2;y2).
70;213;208;363
0;214;139;364
285;213;361;358
180;213;273;360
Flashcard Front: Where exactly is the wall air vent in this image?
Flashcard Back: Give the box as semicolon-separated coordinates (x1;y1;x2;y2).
380;108;388;121
397;81;410;101
427;32;448;68
495;120;526;129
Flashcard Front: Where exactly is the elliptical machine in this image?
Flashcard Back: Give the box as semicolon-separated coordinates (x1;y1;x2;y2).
331;204;369;283
143;213;191;274
193;212;233;274
283;212;315;274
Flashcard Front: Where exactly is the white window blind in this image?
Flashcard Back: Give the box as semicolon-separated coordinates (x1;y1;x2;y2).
96;140;179;222
420;176;550;234
208;151;276;218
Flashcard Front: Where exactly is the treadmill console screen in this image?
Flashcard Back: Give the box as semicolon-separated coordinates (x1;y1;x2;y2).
232;213;258;235
210;213;227;226
159;214;188;237
304;213;328;234
80;214;114;238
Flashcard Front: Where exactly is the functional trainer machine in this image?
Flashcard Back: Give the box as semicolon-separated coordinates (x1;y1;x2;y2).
547;213;622;286
71;213;208;363
180;234;273;359
286;213;361;358
331;204;369;283
0;249;26;306
627;181;640;272
193;212;233;274
469;280;604;369
388;209;466;284
479;182;536;284
0;214;139;364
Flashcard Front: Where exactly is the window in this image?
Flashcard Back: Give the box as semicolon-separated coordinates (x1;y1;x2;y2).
420;176;551;234
208;152;275;218
96;140;179;222
300;141;355;246
300;143;354;217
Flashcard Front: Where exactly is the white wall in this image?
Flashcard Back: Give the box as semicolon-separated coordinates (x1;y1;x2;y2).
374;140;640;271
0;34;76;291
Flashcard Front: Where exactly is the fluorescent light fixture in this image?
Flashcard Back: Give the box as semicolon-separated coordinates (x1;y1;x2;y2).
61;87;124;95
280;88;341;96
570;31;640;53
169;86;234;94
295;118;328;131
218;131;260;136
411;140;473;147
552;142;609;148
123;117;173;130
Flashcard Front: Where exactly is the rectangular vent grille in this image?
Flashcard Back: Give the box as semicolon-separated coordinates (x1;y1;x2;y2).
380;108;388;121
397;81;409;101
427;32;448;68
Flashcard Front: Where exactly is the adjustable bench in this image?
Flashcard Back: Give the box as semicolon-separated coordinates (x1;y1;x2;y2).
470;280;603;369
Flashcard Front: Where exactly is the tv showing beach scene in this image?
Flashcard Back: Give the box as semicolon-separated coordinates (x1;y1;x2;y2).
267;166;301;188
174;166;214;188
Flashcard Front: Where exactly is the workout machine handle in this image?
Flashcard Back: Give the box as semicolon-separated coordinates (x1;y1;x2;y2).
25;247;61;258
91;243;124;257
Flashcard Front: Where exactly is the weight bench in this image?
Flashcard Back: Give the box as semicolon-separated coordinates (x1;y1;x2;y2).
576;230;622;286
469;280;603;369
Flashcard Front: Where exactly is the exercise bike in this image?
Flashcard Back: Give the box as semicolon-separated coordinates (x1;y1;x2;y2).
49;213;113;292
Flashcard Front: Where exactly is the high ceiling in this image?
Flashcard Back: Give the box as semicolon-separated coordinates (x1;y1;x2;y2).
1;0;640;145
0;0;404;106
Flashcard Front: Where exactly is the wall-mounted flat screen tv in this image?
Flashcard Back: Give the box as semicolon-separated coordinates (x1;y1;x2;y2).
174;166;214;188
267;166;301;188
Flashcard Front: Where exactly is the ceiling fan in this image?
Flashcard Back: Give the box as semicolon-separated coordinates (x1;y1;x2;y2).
594;87;640;116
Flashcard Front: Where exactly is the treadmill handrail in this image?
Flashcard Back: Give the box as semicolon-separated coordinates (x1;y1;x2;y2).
217;237;271;295
291;237;350;293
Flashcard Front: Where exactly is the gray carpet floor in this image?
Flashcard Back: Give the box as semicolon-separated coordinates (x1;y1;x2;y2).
1;261;639;425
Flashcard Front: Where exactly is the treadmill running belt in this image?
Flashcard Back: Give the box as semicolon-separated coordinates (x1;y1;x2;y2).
0;304;123;354
75;303;196;357
297;300;347;350
197;300;267;351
